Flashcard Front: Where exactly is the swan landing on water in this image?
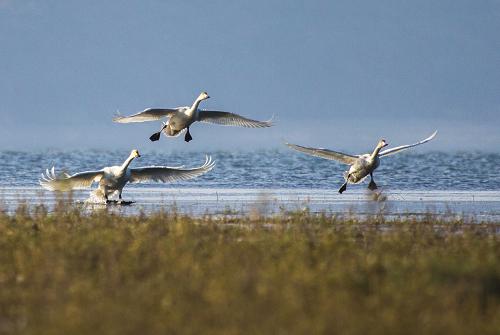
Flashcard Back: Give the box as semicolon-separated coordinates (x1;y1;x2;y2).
113;92;273;143
39;150;215;203
285;131;437;194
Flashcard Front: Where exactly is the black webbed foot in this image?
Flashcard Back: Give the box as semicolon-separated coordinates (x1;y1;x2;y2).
338;182;348;194
184;128;193;142
368;180;378;191
149;131;162;142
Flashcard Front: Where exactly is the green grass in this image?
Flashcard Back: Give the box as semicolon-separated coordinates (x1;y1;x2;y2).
1;206;500;334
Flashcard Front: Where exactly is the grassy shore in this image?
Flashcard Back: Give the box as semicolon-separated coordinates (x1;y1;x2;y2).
0;206;499;334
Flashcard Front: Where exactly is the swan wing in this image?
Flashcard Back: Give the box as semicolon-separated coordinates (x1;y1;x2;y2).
285;143;358;165
113;107;186;123
197;110;273;128
129;156;215;183
379;130;437;157
39;167;104;191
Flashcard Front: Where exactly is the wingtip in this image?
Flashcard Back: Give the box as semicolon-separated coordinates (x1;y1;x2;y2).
205;155;216;169
283;141;297;149
112;110;123;122
428;130;438;140
40;166;59;184
38;176;52;191
266;114;276;126
205;155;216;170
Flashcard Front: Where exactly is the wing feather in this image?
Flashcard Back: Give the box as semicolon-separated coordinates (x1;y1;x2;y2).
197;110;273;128
39;167;104;191
129;156;215;183
113;107;186;123
285;142;358;165
379;131;437;157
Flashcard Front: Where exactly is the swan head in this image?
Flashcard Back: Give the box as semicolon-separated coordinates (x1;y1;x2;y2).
198;91;210;101
378;139;388;148
130;149;141;158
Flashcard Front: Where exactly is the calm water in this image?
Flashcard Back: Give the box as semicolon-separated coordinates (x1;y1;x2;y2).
0;150;499;218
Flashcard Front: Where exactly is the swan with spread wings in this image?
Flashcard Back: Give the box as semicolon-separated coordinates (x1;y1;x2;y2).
39;150;215;203
113;92;273;143
285;131;437;194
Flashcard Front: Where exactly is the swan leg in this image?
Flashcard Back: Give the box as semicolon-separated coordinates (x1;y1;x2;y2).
184;127;193;142
338;177;348;194
149;124;166;142
103;187;111;203
368;173;378;191
118;191;130;204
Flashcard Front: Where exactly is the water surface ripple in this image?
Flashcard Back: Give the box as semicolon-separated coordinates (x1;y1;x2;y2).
1;150;498;191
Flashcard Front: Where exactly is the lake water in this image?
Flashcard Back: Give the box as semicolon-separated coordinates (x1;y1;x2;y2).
1;150;499;219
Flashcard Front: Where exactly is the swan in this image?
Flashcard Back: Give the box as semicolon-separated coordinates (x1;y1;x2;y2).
113;92;273;143
285;131;437;194
39;149;215;203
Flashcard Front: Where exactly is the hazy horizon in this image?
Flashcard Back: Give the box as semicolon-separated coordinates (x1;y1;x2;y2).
1;1;499;152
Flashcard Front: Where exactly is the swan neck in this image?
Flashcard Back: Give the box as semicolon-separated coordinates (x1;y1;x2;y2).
189;97;203;115
370;145;383;160
121;155;136;171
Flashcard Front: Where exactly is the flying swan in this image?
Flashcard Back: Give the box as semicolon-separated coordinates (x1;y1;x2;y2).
113;92;273;143
39;150;215;203
285;131;437;194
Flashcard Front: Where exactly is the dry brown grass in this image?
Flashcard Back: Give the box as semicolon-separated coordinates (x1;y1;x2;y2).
0;206;499;334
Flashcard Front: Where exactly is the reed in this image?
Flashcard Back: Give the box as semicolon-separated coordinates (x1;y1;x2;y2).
0;206;499;334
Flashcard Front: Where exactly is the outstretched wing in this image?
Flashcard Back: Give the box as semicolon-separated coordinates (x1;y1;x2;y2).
129;156;215;183
379;131;437;157
113;107;186;123
197;110;273;128
285;142;358;165
39;167;104;191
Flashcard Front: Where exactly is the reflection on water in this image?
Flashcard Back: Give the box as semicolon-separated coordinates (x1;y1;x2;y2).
1;187;500;221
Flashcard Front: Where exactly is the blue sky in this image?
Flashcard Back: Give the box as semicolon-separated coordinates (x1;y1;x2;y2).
1;0;499;152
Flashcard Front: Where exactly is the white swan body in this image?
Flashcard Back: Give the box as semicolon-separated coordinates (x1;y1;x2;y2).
39;150;215;202
286;131;437;193
113;92;273;142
